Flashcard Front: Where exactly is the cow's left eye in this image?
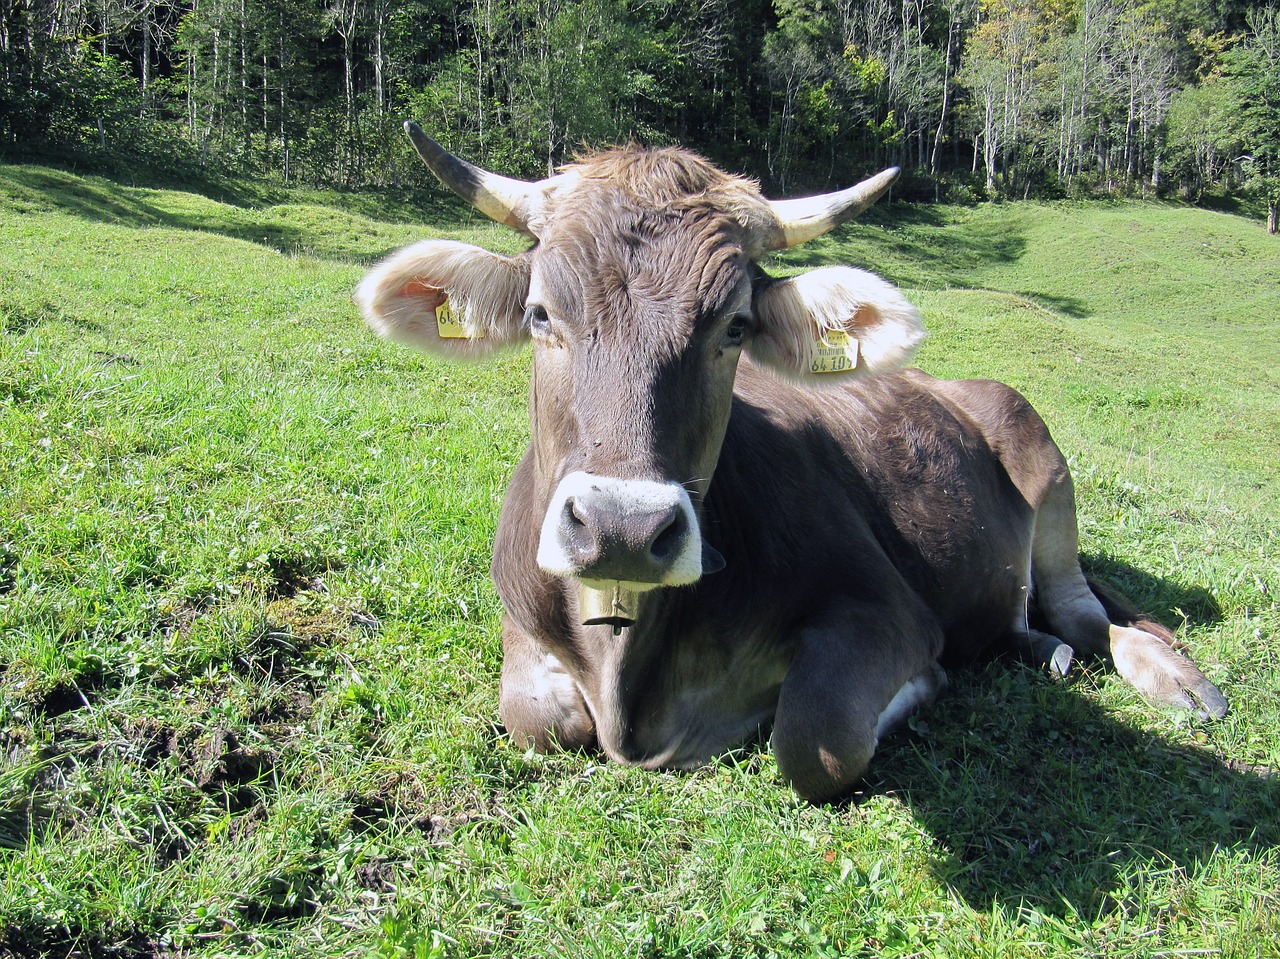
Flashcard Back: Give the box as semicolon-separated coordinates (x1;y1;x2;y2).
724;316;749;346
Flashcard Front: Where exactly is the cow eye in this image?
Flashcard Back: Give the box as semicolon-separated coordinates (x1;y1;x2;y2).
724;315;749;346
524;304;551;335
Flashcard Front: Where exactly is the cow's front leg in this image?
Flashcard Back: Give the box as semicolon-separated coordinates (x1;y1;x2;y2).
772;603;944;803
498;615;596;752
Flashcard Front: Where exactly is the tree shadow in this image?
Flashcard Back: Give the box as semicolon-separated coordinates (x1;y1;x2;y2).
0;163;476;264
2;165;312;251
865;663;1278;917
770;204;1096;323
774;203;1030;292
1;299;104;335
1016;291;1092;319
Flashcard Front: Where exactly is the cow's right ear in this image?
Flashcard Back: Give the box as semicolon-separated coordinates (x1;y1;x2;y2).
355;239;530;360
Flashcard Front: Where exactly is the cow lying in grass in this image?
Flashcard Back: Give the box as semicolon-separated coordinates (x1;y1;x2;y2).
355;123;1227;802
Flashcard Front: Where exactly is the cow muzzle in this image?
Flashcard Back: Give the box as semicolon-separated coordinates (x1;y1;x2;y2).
536;472;705;593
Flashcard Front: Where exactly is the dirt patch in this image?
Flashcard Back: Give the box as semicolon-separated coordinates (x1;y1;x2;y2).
263;553;343;600
0;926;167;959
40;683;96;717
1;665;115;719
0;541;16;594
191;726;275;789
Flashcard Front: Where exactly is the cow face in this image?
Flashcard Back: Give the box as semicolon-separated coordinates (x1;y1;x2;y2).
356;125;925;600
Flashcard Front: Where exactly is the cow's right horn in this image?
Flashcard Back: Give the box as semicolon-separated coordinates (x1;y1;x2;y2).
404;121;558;237
762;167;900;250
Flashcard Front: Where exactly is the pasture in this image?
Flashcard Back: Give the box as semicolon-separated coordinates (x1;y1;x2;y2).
1;162;1277;958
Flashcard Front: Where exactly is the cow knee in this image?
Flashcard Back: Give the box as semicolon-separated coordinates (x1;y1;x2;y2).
499;619;595;752
499;675;595;752
772;717;876;804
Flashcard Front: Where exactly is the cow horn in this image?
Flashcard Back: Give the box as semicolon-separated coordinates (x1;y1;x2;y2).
404;120;547;237
764;167;900;250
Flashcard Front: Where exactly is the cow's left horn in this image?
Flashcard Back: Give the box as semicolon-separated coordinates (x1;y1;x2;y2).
404;121;551;237
763;167;900;250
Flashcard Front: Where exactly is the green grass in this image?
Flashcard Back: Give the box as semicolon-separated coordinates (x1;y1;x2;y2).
1;162;1277;958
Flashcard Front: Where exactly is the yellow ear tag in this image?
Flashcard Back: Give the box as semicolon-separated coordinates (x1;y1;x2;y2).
435;296;484;339
809;327;859;374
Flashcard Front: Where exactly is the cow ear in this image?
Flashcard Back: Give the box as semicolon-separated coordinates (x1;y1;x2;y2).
748;267;925;382
355;239;529;360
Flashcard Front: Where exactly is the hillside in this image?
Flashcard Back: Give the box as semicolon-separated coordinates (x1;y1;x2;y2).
2;164;1277;958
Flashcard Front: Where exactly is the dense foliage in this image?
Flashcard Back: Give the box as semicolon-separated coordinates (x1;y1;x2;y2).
2;2;1278;211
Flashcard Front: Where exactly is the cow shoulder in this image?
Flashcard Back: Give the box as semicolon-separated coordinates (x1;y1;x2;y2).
722;368;1034;607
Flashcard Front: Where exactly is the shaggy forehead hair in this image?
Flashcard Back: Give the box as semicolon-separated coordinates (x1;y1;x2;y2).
549;146;778;243
530;147;767;330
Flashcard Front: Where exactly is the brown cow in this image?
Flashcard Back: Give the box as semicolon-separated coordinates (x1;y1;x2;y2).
355;122;1226;802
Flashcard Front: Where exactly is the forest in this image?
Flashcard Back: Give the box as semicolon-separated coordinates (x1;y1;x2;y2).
2;0;1278;228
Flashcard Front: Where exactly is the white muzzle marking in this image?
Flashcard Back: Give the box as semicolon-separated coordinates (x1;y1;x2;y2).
536;471;703;588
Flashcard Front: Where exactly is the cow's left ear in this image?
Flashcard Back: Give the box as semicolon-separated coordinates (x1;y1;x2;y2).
748;266;925;382
355;239;530;361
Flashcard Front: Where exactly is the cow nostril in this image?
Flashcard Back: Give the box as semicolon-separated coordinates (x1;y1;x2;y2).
649;509;687;562
566;498;587;528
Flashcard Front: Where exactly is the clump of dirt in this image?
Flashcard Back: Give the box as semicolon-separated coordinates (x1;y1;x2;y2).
39;683;95;718
230;598;373;685
0;541;17;594
263;552;342;600
1;664;115;719
0;924;162;958
190;727;275;790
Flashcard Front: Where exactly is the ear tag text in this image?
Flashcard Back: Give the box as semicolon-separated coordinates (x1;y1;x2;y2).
810;327;859;374
434;296;483;339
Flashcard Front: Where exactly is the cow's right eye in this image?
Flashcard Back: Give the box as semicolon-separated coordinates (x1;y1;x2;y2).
724;315;749;346
525;304;551;336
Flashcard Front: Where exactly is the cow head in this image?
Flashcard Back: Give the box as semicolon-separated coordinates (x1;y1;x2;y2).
356;123;924;619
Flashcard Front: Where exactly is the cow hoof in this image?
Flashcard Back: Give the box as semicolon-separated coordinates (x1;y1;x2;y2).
1109;625;1228;720
1048;642;1074;680
1186;677;1229;722
1017;628;1074;680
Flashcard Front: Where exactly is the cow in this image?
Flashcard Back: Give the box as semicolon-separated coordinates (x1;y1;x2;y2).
354;122;1227;803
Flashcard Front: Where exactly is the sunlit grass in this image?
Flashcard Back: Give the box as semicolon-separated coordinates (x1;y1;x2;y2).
1;162;1277;957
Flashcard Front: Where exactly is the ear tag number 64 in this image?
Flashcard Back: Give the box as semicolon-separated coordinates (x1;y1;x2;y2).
436;296;484;339
810;328;859;374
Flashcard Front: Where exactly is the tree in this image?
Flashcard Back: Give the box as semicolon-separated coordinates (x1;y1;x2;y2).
1165;77;1237;198
1224;4;1280;233
957;0;1043;195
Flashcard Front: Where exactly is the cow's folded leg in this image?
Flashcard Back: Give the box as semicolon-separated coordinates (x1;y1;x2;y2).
498;616;596;752
772;608;944;804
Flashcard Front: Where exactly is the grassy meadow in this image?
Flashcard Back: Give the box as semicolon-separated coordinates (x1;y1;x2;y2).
1;162;1277;958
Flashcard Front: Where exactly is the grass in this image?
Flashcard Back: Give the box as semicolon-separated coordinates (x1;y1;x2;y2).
1;161;1277;958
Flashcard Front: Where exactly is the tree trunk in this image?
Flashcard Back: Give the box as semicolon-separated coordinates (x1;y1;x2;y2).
141;1;152;117
930;11;956;181
373;10;384;112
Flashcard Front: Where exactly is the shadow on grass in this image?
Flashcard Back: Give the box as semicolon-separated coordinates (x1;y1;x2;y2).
1017;290;1092;319
869;662;1278;918
1081;552;1223;627
775;202;1033;294
1;299;104;335
0;164;474;264
860;557;1260;917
